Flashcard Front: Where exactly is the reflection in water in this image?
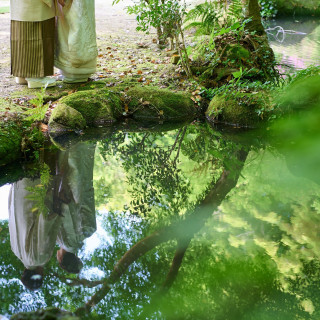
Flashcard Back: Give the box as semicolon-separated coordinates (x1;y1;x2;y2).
8;142;96;290
0;114;319;318
268;18;320;70
0;184;10;220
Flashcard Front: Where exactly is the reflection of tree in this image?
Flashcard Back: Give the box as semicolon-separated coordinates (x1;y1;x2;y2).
98;127;193;223
76;147;249;316
6;121;315;319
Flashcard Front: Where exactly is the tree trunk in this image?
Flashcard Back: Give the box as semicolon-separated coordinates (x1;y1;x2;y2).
243;0;266;36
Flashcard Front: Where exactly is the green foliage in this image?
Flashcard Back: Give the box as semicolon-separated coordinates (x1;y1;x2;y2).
259;0;278;19
286;65;320;85
185;0;244;36
24;87;48;122
114;0;193;75
227;0;243;23
184;1;222;35
25;163;52;216
125;0;186;42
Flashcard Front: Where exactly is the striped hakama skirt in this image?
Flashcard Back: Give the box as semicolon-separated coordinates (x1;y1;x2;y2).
11;18;55;78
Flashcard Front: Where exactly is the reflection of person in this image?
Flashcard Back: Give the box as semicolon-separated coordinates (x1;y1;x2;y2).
8;142;96;290
10;0;56;88
55;0;98;83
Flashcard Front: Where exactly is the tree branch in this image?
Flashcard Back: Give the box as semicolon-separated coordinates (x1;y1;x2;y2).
173;126;187;164
51;272;103;288
76;149;249;316
160;237;191;293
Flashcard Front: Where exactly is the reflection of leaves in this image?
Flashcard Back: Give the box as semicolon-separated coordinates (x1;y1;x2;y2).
25;163;52;216
99;130;192;222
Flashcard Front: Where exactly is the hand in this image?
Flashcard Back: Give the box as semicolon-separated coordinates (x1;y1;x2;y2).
58;0;66;6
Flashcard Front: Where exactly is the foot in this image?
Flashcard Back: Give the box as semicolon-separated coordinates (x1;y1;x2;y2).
26;77;56;89
63;77;89;84
15;77;28;85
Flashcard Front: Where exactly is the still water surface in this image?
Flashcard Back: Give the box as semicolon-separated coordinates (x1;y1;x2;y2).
0;119;319;319
268;17;320;70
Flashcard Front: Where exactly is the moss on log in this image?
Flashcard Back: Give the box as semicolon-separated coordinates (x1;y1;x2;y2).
49;103;87;133
58;89;123;125
126;86;197;121
206;91;271;127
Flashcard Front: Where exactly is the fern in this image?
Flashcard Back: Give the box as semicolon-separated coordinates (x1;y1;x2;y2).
24;87;48;122
185;0;244;35
184;1;222;35
227;0;243;23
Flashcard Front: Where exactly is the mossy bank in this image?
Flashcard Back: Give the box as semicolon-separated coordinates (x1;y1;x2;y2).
0;86;199;167
48;86;198;133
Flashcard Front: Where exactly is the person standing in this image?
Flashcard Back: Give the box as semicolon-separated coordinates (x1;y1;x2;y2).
55;0;98;83
10;0;57;88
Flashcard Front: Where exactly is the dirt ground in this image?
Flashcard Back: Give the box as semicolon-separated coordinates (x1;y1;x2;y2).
0;0;197;102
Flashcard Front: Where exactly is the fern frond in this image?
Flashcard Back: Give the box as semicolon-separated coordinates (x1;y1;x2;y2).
227;0;243;23
184;1;221;35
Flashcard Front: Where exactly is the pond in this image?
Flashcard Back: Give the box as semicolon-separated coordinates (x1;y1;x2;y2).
0;112;320;319
267;17;320;70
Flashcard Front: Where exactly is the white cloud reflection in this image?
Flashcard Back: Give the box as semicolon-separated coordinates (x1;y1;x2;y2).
0;184;11;221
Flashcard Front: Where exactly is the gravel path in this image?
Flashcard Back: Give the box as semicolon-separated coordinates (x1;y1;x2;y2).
0;0;140;96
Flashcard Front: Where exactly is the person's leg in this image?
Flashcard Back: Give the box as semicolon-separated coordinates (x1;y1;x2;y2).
11;18;56;88
55;0;97;83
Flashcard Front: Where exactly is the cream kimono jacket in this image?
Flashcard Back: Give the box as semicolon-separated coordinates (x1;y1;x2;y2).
8;142;96;269
10;0;56;22
55;0;98;78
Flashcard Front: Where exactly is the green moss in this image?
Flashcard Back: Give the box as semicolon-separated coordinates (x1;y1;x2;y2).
0;97;25;114
60;89;123;125
0;122;22;166
126;86;196;121
49;103;87;133
226;45;251;61
206;91;270;127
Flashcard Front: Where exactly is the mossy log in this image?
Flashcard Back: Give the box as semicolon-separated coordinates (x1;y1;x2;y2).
206;91;271;127
59;89;123;125
48;89;123;133
126;86;197;121
48;86;198;132
49;103;87;133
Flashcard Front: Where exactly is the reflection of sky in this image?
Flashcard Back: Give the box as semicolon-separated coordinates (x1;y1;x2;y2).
82;212;114;258
0;184;10;221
